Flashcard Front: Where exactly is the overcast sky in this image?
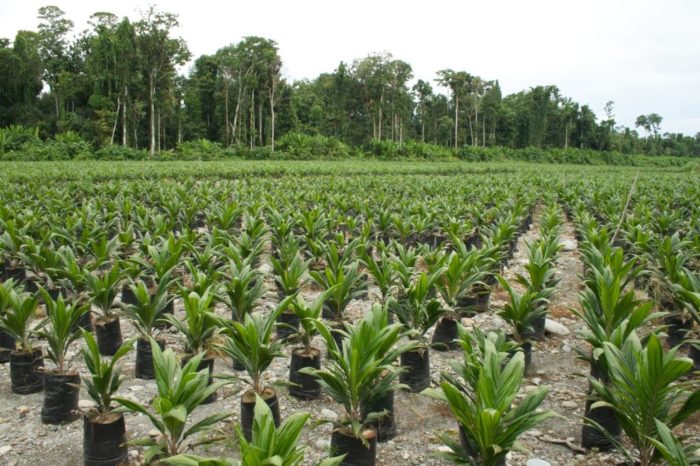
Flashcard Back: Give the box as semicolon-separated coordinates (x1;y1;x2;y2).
1;0;699;136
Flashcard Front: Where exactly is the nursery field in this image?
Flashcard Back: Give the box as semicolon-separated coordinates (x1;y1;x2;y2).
0;161;698;466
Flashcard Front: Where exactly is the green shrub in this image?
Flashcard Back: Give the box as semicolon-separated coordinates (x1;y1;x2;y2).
277;132;351;159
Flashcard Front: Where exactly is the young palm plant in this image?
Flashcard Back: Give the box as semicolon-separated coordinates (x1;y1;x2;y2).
435;250;484;351
165;288;220;403
84;263;125;355
301;304;416;465
81;331;133;466
120;278;173;379
311;261;367;332
115;341;231;464
272;253;308;340
36;290;88;423
495;275;550;374
428;339;555;466
587;333;700;466
0;284;44;394
390;270;445;392
288;291;334;400
574;261;661;451
162;395;343;466
218;297;293;441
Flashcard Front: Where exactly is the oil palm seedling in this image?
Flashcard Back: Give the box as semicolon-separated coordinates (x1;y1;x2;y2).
115;342;231;463
427;339;555;466
311;260;367;328
0;284;43;394
218;297;292;441
435;250;484;351
390;270;445;392
574;256;661;451
288;291;334;400
221;261;265;322
36;290;88;423
495;275;550;374
84;263;125;355
165;288;220;402
586;334;700;466
0;279;18;363
162;395;343;466
81;332;134;466
301;304;415;465
120;278;173;379
272;252;308;339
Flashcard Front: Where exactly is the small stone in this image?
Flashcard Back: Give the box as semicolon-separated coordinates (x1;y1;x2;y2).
314;438;330;449
562;344;572;353
148;429;160;438
545;319;570;336
526;459;551;466
18;406;30;417
559;239;577;251
532;377;541;385
79;399;96;409
562;401;578;409
320;408;338;421
0;445;11;456
129;385;145;392
402;452;410;460
528;430;543;437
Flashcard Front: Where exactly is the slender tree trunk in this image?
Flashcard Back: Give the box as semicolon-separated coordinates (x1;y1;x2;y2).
149;73;156;155
157;108;161;152
474;105;479;146
454;96;459;149
482;115;486;147
258;101;263;146
468;115;474;146
378;92;384;140
111;97;121;145
122;85;128;147
564;122;569;149
270;83;276;152
421;104;425;143
54;92;60;131
249;89;255;149
232;83;244;146
224;81;230;146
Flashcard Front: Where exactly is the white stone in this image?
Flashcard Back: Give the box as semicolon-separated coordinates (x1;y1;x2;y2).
526;459;551;466
0;446;11;456
320;408;338;421
545;319;570;336
562;401;578;409
559;239;577;251
314;438;330;449
129;385;145;392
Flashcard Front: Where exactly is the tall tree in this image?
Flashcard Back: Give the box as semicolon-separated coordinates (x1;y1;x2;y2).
135;7;190;154
37;5;73;132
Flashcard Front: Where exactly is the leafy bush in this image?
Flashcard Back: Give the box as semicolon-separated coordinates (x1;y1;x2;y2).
94;144;148;161
177;139;225;160
277;132;351;159
0;125;40;153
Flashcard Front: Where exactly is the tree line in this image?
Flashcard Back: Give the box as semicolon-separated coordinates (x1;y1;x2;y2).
1;5;698;158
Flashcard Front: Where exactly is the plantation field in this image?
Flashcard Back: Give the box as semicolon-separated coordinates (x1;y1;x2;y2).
0;161;698;466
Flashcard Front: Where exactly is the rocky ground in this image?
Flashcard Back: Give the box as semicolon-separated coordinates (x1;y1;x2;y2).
0;214;698;466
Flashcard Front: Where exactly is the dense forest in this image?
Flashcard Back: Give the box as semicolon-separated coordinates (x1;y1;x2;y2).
1;5;699;160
